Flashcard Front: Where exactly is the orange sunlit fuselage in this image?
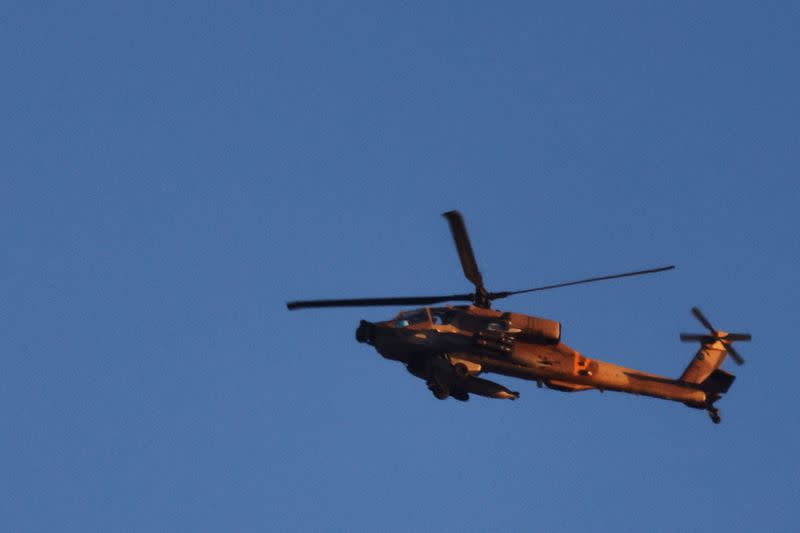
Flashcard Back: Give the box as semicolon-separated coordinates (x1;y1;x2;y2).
356;305;710;407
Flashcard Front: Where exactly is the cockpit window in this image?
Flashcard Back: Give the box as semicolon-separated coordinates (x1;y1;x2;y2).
395;309;429;327
430;309;455;325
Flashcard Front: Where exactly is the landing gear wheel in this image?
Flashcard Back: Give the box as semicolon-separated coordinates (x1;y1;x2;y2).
453;363;469;378
708;408;721;424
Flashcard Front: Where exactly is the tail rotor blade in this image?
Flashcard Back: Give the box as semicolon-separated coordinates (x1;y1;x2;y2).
691;307;716;333
725;333;752;342
724;342;746;365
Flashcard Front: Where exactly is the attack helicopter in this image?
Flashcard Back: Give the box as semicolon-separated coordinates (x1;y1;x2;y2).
287;211;750;424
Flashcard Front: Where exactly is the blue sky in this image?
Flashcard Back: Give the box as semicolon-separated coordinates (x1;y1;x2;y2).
1;2;798;531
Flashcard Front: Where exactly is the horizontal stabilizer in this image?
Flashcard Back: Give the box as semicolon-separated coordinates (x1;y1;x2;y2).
701;369;736;395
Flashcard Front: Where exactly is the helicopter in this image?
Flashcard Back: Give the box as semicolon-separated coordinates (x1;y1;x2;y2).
287;211;750;424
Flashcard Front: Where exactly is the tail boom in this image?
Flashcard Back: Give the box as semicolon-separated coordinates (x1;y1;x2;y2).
680;339;730;384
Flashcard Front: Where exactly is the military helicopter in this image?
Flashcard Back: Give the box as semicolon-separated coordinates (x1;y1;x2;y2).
287;211;750;424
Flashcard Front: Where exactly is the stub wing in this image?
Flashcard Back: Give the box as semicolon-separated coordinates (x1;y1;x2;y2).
544;380;595;392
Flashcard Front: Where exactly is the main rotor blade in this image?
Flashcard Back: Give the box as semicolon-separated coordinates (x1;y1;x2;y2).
286;293;474;310
490;265;675;299
725;333;752;342
443;211;486;294
691;307;716;333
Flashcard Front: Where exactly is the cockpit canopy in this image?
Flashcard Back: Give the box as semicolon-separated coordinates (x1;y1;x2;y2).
394;309;430;328
393;307;458;328
391;307;560;344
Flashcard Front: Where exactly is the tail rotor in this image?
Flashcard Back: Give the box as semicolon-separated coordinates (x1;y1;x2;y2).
680;307;751;365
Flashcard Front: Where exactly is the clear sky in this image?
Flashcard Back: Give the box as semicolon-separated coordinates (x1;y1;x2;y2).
2;2;798;531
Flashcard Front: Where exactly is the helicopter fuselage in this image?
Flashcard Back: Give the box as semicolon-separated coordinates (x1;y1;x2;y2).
356;305;709;407
289;210;748;424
